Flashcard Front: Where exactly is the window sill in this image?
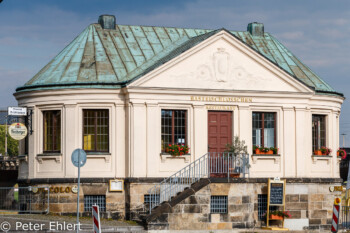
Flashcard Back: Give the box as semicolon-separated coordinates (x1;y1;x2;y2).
18;154;28;162
251;154;280;164
311;155;332;164
86;153;111;163
160;153;191;163
36;153;62;164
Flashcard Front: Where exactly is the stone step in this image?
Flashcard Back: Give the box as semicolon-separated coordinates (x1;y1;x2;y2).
145;178;211;223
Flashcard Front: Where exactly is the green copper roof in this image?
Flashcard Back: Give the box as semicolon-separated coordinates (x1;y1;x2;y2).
16;23;342;96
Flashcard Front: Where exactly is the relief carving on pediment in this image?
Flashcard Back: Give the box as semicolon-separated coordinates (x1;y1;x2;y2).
170;47;272;89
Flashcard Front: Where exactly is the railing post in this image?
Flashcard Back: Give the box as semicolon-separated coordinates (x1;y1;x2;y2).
227;153;229;182
208;153;211;178
199;158;201;178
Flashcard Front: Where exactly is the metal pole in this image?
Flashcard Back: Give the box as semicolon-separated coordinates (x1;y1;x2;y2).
346;160;350;206
342;134;346;147
5;116;7;156
76;150;81;233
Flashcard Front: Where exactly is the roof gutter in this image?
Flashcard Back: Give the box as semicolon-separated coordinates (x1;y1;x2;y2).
16;81;128;92
315;89;344;97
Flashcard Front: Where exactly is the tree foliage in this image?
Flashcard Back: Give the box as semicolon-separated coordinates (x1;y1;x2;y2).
0;125;19;156
225;136;248;154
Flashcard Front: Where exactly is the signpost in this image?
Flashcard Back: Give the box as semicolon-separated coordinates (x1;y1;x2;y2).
346;160;350;206
71;149;87;233
8;107;27;116
263;178;288;231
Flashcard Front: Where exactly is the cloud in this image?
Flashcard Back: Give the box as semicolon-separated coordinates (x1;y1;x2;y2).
0;0;350;145
277;31;304;40
0;67;34;105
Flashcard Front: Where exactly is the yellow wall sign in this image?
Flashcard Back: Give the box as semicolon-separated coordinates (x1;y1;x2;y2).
329;186;344;192
191;96;253;103
109;179;124;192
32;186;76;194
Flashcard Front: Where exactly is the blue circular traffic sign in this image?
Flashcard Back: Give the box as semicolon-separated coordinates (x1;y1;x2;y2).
71;149;87;167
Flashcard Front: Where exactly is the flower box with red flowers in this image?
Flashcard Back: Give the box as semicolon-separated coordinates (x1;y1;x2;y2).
253;146;278;155
263;210;291;220
314;146;332;156
165;144;190;156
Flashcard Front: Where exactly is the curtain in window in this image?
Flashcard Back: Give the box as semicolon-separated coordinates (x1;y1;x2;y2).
264;128;274;147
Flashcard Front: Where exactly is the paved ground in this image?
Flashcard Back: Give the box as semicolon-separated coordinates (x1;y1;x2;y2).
0;214;144;232
0;215;341;233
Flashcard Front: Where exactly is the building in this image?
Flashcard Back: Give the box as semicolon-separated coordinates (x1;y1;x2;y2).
15;15;344;230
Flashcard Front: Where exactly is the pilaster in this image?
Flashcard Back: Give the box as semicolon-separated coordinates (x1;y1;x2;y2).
130;103;147;177
283;107;295;177
146;103;158;177
238;106;252;152
115;103;126;178
295;107;307;177
193;104;207;160
64;104;77;177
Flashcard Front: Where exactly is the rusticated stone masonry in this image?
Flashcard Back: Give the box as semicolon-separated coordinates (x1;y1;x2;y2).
147;178;342;231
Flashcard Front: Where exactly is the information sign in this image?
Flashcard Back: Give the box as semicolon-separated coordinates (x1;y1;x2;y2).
109;179;124;192
263;178;287;230
269;182;284;205
8;107;27;116
8;123;28;140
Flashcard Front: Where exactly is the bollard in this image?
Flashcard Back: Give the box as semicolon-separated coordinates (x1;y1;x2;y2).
92;205;101;233
331;197;341;232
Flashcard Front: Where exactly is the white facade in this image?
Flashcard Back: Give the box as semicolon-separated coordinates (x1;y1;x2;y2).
15;30;343;180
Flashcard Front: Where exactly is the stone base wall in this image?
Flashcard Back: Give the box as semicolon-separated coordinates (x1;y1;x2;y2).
128;183;158;209
24;182;125;219
21;178;342;231
148;180;342;231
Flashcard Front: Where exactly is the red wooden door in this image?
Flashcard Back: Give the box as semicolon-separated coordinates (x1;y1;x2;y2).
208;111;232;153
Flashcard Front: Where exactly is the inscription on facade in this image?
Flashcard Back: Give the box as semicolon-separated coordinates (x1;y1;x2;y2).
191;96;252;103
32;186;76;194
206;106;235;110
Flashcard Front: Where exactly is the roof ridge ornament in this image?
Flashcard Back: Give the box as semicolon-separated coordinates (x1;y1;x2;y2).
98;15;116;29
247;22;264;37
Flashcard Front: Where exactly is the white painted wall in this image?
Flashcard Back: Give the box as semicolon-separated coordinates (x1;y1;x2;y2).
15;32;343;180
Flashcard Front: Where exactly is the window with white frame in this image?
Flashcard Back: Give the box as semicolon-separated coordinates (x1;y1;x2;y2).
252;112;276;148
312;115;326;152
83;109;109;152
43;110;61;153
161;110;187;151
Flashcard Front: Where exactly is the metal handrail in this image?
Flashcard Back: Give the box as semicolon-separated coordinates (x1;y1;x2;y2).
147;152;250;213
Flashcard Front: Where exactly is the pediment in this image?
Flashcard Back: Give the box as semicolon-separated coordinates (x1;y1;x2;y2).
131;31;313;93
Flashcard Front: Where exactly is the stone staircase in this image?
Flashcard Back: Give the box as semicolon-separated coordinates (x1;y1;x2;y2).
131;152;249;227
145;178;211;223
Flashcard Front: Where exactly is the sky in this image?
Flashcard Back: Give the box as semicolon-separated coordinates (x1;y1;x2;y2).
0;0;350;144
